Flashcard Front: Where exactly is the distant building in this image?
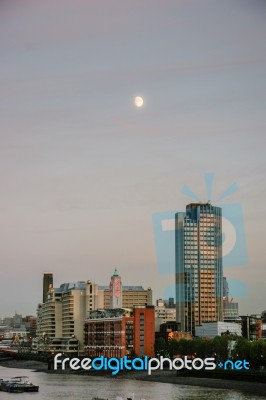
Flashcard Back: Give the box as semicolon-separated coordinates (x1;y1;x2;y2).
223;302;239;321
164;297;175;309
195;322;242;338
43;273;53;303
109;268;122;309
99;285;152;309
84;306;155;358
175;203;223;335
159;321;180;341
24;315;37;338
2;313;23;329
155;298;176;332
2;329;28;340
0;314;36;340
261;310;266;339
32;336;79;355
240;315;262;340
223;277;239;322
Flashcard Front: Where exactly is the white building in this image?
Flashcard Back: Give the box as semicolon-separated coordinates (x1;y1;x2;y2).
37;280;103;352
195;321;242;338
155;299;176;332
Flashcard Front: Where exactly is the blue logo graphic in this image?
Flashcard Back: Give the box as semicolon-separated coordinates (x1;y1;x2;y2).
217;360;250;370
152;173;248;300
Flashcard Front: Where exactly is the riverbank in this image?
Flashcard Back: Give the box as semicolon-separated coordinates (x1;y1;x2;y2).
1;359;266;397
0;358;48;372
133;369;266;397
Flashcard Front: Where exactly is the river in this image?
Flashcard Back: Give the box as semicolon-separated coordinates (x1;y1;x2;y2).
0;365;265;400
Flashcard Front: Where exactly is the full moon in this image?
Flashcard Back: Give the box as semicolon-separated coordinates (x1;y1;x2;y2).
134;96;144;108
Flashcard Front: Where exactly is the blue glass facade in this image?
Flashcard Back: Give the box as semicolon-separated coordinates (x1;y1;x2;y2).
175;203;223;335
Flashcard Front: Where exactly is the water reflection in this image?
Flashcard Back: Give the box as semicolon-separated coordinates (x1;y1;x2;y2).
0;366;264;400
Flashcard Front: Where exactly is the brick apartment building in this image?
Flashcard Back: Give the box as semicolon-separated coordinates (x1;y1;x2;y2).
84;306;154;358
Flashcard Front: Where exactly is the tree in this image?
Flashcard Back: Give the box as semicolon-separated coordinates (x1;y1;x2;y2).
168;339;179;358
232;337;250;360
155;337;167;355
212;335;230;359
250;340;264;368
177;339;191;356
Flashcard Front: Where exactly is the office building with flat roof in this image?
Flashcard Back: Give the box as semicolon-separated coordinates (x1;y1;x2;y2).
99;285;152;309
84;306;155;358
175;203;223;335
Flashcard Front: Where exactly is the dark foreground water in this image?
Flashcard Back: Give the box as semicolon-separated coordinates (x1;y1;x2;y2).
0;366;265;400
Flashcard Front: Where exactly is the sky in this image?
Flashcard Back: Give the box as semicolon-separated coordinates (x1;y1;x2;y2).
0;0;266;317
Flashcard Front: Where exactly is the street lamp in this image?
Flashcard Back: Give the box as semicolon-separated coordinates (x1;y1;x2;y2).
71;335;80;356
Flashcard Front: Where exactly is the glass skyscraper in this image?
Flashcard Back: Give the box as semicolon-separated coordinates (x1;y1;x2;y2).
175;203;223;335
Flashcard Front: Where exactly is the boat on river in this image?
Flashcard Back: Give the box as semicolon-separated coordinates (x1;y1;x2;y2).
0;376;39;393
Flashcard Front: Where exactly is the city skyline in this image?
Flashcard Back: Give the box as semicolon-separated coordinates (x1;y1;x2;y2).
0;1;266;316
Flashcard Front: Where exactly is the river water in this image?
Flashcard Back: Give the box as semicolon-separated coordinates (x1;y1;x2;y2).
0;366;264;400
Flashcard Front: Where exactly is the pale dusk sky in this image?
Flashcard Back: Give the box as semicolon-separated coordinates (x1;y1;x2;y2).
0;0;266;316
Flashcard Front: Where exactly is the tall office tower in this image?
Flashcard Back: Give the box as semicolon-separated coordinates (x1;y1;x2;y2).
175;203;223;335
109;268;122;309
43;273;53;303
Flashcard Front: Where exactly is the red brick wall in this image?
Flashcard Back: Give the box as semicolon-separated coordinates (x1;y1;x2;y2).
133;307;155;357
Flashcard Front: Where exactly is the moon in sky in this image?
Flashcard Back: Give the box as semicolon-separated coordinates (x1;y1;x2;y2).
134;96;144;108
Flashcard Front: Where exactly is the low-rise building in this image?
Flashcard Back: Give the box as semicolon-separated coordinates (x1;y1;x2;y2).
155;299;176;332
195;322;242;338
99;286;152;309
84;306;155;358
240;315;262;340
32;337;79;355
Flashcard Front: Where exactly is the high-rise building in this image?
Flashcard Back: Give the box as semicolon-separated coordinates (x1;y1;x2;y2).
109;268;122;309
43;273;53;303
175;203;223;335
